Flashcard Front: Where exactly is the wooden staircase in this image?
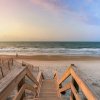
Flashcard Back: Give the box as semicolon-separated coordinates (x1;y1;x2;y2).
0;59;99;100
24;79;62;100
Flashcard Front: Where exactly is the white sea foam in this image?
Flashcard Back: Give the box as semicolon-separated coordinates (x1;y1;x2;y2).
0;47;100;56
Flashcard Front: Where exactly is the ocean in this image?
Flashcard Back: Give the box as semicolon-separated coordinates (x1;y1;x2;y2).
0;42;100;56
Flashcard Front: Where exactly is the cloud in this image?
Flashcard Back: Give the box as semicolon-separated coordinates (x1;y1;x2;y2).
30;0;100;25
30;0;84;19
31;0;60;12
30;0;69;14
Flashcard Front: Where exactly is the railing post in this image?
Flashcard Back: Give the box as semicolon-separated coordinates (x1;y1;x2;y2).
0;66;4;77
0;58;1;64
70;64;79;100
11;58;13;66
8;60;11;70
70;77;79;100
18;77;25;100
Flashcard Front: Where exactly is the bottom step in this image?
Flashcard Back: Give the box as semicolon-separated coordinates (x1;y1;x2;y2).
33;98;61;100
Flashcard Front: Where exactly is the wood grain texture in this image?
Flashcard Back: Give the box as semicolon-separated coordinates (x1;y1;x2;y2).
71;66;99;100
59;82;71;93
0;67;26;100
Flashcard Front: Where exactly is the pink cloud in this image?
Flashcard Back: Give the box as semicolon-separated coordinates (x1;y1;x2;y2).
30;0;67;13
30;0;90;24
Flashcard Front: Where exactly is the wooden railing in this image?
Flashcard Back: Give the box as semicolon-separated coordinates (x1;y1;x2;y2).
54;64;99;100
0;65;44;100
36;71;44;97
0;57;13;78
22;61;39;72
0;58;99;100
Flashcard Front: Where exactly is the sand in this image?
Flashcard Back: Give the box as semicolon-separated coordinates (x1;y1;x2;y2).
1;55;100;61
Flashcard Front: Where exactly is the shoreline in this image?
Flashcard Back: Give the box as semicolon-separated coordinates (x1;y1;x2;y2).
0;54;100;61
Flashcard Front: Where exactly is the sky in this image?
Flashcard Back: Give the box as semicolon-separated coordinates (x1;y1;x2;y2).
0;0;100;41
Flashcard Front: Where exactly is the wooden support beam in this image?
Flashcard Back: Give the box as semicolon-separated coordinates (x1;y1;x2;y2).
70;66;97;100
0;65;4;77
25;84;37;97
36;72;43;97
8;60;11;70
0;67;26;100
70;94;73;100
14;84;37;100
14;84;26;100
71;77;80;100
58;66;71;85
26;68;39;86
18;77;25;100
54;71;61;97
59;82;71;93
70;83;81;100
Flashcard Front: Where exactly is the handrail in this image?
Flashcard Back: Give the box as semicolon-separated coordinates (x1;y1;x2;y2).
54;71;61;97
13;83;37;100
54;64;99;100
58;66;71;85
0;66;39;100
22;61;39;72
36;72;44;97
26;68;39;86
0;57;13;78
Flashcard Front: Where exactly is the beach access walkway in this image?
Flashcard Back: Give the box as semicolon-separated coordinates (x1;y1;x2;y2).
0;58;99;100
35;79;62;100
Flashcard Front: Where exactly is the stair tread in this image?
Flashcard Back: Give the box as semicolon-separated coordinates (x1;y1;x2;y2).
34;97;61;100
38;79;60;99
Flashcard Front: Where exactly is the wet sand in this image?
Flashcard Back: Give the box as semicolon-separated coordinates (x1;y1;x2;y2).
1;54;100;61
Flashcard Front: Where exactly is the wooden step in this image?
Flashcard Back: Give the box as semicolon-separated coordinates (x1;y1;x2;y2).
39;93;57;97
34;97;61;100
38;79;61;100
40;89;57;93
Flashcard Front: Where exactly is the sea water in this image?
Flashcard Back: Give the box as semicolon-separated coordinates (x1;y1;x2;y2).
0;41;100;56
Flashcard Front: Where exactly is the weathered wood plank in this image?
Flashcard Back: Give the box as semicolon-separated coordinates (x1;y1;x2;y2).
70;65;99;100
13;84;26;100
58;66;71;85
0;65;4;77
59;82;71;93
22;61;39;72
55;64;99;100
14;84;36;100
39;79;61;100
25;84;37;96
26;69;39;86
71;77;79;100
36;72;43;97
54;71;61;97
0;67;26;100
70;82;81;100
37;72;43;83
18;77;25;100
70;94;73;100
